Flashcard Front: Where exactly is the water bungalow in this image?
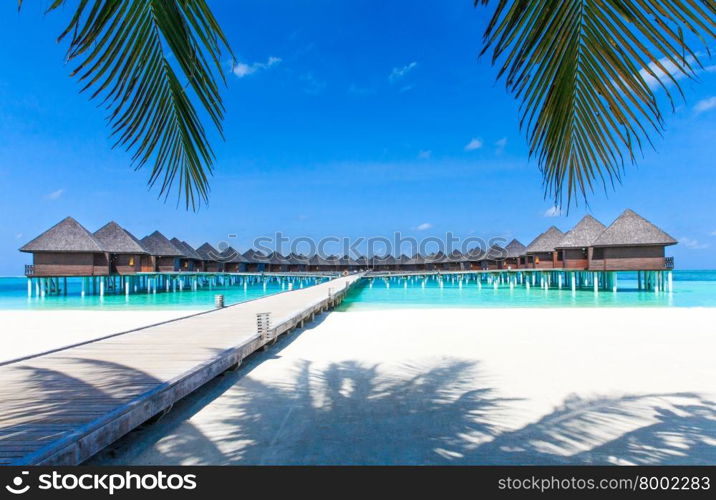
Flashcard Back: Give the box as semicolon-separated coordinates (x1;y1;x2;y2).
196;242;224;272
355;255;369;270
170;238;203;272
140;231;184;272
93;221;150;274
589;209;677;271
504;239;526;269
555;215;607;270
286;253;309;272
480;245;507;270
377;254;398;272
265;251;288;273
409;253;425;271
428;251;448;271
307;254;324;272
447;250;466;271
220;246;248;273
243;249;266;272
397;254;411;271
524;226;565;269
340;255;359;272
20;217;108;277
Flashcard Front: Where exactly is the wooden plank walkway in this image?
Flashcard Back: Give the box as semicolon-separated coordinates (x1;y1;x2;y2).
0;274;363;465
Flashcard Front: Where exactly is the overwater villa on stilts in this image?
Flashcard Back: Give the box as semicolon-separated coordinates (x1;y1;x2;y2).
20;209;677;298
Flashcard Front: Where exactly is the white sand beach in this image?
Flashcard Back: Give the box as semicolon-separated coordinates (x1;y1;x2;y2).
88;306;716;465
0;310;196;363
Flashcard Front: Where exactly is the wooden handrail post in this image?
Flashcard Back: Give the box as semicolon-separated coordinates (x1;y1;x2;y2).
257;312;271;342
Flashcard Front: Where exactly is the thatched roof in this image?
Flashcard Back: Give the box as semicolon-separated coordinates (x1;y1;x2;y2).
140;231;184;257
170;238;203;260
287;253;309;265
526;226;564;253
486;244;507;260
340;255;358;266
221;246;248;263
266;251;287;265
557;215;606;249
243;249;268;263
309;254;332;266
505;239;526;258
20;216;104;253
425;251;447;263
93;221;148;254
196;242;222;262
448;249;467;262
377;254;397;265
169;238;188;257
325;255;341;265
464;247;486;261
592;209;677;247
409;253;426;264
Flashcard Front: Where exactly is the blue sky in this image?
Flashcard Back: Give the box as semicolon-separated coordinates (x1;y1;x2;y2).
1;1;715;274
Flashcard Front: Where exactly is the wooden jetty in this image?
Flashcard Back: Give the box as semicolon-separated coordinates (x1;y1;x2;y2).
0;274;363;465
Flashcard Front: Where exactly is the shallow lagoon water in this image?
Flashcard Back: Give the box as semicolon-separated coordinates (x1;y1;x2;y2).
1;271;716;311
338;270;716;310
0;275;330;311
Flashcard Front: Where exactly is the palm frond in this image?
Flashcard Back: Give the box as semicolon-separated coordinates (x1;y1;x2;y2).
27;0;232;210
477;0;716;208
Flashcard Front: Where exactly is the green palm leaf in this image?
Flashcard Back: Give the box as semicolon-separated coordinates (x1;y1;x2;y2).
21;0;232;210
477;0;716;208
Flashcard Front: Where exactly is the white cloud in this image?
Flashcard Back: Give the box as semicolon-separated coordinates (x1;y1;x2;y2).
415;222;433;231
694;96;716;114
300;72;326;95
417;150;431;159
710;230;716;236
232;56;281;78
495;137;508;153
464;138;483;151
15;233;23;239
636;54;716;91
45;189;64;201
389;62;418;83
348;84;375;95
681;236;710;250
543;206;562;217
638;55;691;90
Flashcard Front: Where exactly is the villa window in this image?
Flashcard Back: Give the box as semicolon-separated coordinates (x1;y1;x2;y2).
128;257;135;266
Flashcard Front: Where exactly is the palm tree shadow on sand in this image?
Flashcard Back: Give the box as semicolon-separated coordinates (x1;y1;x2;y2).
89;340;716;465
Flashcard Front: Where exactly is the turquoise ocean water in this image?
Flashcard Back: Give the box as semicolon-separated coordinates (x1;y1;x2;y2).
337;270;716;310
1;271;716;311
0;276;330;311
